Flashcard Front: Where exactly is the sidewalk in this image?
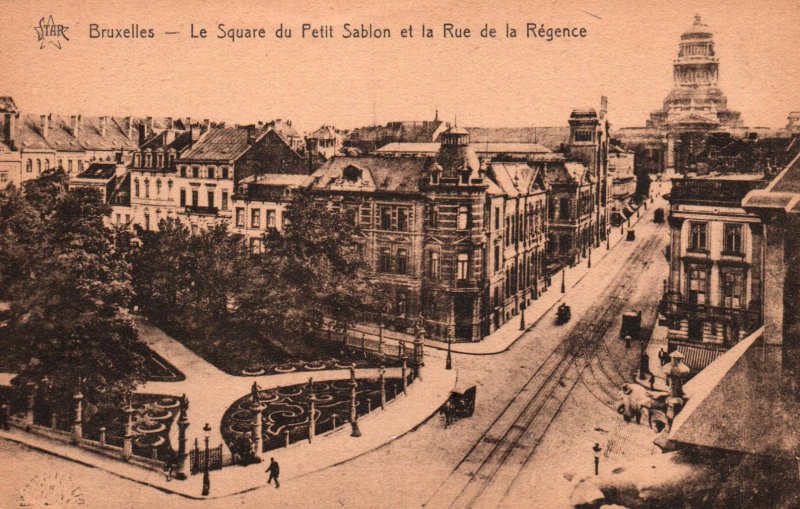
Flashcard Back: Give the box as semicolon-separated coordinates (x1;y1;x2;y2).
1;354;456;500
635;318;672;393
354;192;667;356
1;319;457;499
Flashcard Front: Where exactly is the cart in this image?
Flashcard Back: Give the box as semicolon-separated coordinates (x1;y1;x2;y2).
653;208;665;223
620;310;642;340
626;229;636;241
447;383;476;419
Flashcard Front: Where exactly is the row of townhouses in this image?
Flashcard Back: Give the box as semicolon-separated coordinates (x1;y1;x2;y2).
3;94;621;343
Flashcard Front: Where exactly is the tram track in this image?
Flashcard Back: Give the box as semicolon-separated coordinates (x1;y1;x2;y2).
423;230;664;509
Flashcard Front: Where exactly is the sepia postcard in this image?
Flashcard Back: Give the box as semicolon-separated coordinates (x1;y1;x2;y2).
1;0;799;507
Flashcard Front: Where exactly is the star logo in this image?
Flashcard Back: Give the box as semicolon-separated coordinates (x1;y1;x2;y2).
35;15;70;49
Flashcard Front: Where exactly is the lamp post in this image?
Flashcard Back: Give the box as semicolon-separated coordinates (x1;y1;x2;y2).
587;249;592;269
202;423;211;497
350;379;361;437
561;268;566;293
446;308;455;370
519;299;526;331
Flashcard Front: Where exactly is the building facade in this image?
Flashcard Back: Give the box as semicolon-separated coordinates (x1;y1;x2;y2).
661;175;767;370
608;144;637;224
309;126;551;342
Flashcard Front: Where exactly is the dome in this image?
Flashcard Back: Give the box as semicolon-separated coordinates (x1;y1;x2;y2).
682;14;712;39
445;125;469;136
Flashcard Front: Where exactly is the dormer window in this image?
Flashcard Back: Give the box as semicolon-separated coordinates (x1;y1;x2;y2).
431;173;439;185
343;165;362;183
574;130;593;142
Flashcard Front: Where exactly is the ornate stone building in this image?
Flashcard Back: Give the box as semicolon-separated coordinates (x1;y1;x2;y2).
617;15;745;174
308;126;551;342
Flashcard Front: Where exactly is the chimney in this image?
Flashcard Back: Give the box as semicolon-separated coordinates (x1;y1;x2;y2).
203;118;210;131
125;116;134;138
190;125;201;145
71;115;81;139
100;116;108;137
138;123;147;147
165;129;176;145
600;96;608;119
185;117;192;129
166;117;173;130
39;114;49;139
247;125;256;145
146;116;154;135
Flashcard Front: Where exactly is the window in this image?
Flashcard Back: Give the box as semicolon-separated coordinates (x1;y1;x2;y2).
78;160;84;171
428;205;438;227
723;224;743;254
144;179;150;198
379;248;392;272
457;253;470;280
191;189;198;207
0;172;7;183
115;213;121;223
428;251;440;278
144;214;150;230
134;179;140;198
457;205;470;230
192;166;199;178
574;130;593;142
397;249;408;275
156;179;162;196
249;238;263;254
26;160;32;173
397;208;409;231
68;160;73;173
380;207;392;230
208;167;215;179
722;271;744;309
58;159;63;169
221;167;229;179
236;208;245;227
251;209;261;228
494;207;500;230
180;166;187;178
266;210;276;228
494;244;501;273
207;191;214;209
221;191;228;210
690;222;708;251
179;189;186;207
36;159;42;173
145;153;152;167
125;214;130;223
168;180;173;193
397;293;407;316
688;267;708;305
559;197;570;220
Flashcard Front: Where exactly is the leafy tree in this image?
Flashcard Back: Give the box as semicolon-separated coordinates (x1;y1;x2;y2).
250;190;381;345
9;186;145;412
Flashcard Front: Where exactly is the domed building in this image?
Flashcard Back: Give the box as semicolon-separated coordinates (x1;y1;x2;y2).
646;15;743;170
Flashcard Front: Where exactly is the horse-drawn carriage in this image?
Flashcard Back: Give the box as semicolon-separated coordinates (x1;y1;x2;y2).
440;382;476;427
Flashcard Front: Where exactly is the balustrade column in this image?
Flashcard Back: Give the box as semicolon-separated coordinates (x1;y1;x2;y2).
73;391;84;442
123;399;135;457
251;400;266;460
24;383;36;429
379;365;386;409
175;395;189;480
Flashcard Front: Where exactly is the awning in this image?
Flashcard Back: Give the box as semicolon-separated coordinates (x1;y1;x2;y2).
673;343;726;372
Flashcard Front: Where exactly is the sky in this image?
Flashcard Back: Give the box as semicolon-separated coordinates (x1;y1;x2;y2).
2;0;799;133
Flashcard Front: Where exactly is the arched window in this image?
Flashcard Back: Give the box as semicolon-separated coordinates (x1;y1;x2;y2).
36;159;42;173
396;248;408;275
26;160;32;173
45;159;50;170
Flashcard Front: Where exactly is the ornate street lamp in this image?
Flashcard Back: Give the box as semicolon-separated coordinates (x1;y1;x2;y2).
202;423;211;496
561;268;566;293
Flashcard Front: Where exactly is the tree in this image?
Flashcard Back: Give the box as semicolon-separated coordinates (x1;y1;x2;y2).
9;186;145;412
249;190;381;345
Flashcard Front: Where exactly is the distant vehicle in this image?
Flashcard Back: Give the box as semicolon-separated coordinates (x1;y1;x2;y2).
621;310;642;340
556;303;571;325
626;230;636;241
448;383;476;418
654;208;665;223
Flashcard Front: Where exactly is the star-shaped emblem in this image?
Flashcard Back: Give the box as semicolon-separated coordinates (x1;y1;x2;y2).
35;15;70;49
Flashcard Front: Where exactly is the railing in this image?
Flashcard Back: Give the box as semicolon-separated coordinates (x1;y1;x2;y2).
189;443;224;475
660;299;761;330
184;205;219;215
315;323;418;361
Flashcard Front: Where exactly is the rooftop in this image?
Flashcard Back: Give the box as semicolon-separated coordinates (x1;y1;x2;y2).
73;162;118;181
180;126;267;161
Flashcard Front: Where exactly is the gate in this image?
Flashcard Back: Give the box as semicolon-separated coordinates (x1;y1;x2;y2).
189;444;223;475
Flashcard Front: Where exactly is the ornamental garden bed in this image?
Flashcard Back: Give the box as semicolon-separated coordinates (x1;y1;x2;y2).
220;375;413;455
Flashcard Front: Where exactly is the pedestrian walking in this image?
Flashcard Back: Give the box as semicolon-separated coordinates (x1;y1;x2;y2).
592;443;602;475
0;401;9;431
441;400;453;429
266;457;280;488
659;348;667;366
649;374;656;391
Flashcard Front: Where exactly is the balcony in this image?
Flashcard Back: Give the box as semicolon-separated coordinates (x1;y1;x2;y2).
184;205;219;216
454;279;480;291
660;298;761;331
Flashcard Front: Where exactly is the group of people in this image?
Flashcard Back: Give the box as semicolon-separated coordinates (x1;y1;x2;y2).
657;348;672;366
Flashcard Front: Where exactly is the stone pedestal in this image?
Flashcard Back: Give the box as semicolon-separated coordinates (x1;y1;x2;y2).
72;391;84;442
123;403;135;457
250;401;265;459
24;383;36;429
308;395;316;443
349;380;361;437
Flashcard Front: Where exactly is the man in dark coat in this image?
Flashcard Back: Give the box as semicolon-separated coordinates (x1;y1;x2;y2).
266;457;280;488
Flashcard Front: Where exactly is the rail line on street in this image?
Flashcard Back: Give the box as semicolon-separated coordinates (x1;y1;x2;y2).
423;227;665;509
